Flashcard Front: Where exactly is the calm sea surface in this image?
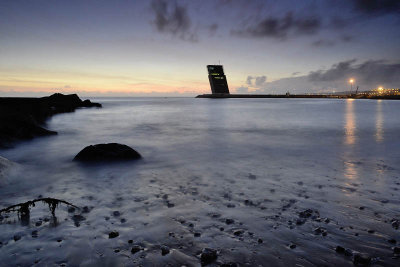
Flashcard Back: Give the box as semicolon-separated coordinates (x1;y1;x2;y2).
0;98;399;266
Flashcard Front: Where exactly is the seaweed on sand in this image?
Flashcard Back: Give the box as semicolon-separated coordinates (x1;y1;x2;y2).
0;197;79;225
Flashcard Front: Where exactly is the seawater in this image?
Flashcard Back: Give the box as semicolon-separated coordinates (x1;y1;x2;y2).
0;98;399;266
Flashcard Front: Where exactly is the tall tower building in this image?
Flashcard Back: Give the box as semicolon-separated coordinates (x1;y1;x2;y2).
207;65;230;94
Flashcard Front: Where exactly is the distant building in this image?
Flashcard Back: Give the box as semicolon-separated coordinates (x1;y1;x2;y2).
207;65;229;94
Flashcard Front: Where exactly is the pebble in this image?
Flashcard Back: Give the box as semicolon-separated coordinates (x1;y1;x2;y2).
201;248;218;264
31;230;38;238
13;235;21;241
344;249;353;257
394;247;400;254
161;245;170;256
248;174;257;180
233;230;244;236
35;221;42;227
113;211;120;217
289;244;296;249
391;219;399;229
67;207;75;213
225;219;234;225
82;206;90;213
109;231;119;239
353;253;371;265
221;263;238;267
131;245;142;254
128;240;133;244
335;246;345;253
194;232;201;237
388;239;396;244
258;238;263;244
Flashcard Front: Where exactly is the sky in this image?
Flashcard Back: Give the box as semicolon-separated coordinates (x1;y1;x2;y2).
0;0;399;96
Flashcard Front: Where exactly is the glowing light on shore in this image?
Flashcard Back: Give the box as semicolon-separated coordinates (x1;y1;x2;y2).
349;79;354;84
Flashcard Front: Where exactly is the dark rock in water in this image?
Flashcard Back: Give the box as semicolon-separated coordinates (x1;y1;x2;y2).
258;238;263;244
248;173;257;180
388;239;397;244
296;218;306;225
353;253;371;265
289;244;296;249
72;214;86;227
233;230;244;236
225;218;234;225
344;249;353;257
201;248;218;264
67;207;76;213
131;245;143;254
109;231;119;239
35;221;42;227
221;263;238;267
161;245;170;256
31;230;38;238
82;206;90;213
394;247;400;254
391;219;399;229
314;227;327;236
113;211;121;217
128;240;133;244
194;232;201;237
74;143;141;162
13;235;21;241
336;246;345;253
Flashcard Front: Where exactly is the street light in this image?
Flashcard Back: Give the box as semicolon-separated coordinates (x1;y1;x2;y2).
349;79;354;93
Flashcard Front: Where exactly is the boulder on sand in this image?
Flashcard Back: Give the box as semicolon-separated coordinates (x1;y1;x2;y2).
74;143;141;162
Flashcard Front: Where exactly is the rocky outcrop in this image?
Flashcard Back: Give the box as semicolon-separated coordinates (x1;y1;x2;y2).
0;93;101;147
74;143;141;162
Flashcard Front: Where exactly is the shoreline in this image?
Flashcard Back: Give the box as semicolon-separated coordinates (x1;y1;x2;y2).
196;93;400;99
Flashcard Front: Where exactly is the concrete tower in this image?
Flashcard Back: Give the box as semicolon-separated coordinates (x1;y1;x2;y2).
207;65;230;94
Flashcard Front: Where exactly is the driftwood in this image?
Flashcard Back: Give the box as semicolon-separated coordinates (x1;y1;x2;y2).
0;197;79;219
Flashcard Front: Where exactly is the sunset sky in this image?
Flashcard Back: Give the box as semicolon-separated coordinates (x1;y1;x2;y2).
1;0;399;96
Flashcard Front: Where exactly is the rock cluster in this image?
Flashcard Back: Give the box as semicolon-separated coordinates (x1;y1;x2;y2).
0;93;101;147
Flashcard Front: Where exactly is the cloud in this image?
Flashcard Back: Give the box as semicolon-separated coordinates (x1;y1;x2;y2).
232;12;321;40
150;0;196;41
248;59;400;94
235;86;248;93
312;39;335;47
208;23;218;36
246;75;267;86
246;76;253;85
353;0;400;15
309;59;400;84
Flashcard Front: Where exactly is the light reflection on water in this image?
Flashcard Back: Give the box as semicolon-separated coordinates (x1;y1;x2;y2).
375;100;384;143
344;99;356;146
343;99;358;180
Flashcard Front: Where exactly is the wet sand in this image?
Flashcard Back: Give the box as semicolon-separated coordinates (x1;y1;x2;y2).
0;98;399;266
